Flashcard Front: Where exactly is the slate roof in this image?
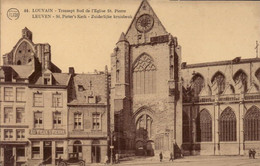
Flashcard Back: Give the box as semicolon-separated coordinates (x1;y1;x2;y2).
69;73;107;105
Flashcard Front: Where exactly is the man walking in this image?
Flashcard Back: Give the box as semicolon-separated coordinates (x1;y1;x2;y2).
169;152;174;162
159;152;163;162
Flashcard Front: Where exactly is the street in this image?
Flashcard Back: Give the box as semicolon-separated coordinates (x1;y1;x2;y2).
112;156;260;166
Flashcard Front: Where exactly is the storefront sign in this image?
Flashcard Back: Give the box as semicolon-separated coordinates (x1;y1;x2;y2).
29;129;66;135
69;131;107;137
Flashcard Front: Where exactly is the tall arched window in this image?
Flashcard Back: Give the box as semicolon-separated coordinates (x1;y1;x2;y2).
183;112;190;143
255;68;260;82
211;72;226;95
133;54;156;94
219;107;236;141
191;74;204;96
244;106;260;141
233;69;247;92
196;109;212;142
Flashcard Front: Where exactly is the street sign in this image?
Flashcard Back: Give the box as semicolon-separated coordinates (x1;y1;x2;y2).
110;146;114;148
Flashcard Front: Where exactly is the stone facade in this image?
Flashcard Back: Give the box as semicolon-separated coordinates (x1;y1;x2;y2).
182;58;260;156
110;0;182;157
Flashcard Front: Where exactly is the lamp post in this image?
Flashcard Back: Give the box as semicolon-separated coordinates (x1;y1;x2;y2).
110;131;116;164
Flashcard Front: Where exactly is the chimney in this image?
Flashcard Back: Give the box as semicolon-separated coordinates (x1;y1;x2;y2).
69;67;75;75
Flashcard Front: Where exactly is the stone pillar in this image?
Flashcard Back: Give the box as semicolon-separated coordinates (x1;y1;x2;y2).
191;118;196;155
239;101;244;155
52;141;56;165
0;147;4;163
214;103;220;155
64;140;68;160
13;146;16;166
40;141;44;159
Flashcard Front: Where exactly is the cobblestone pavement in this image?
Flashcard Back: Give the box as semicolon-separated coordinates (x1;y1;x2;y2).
97;156;260;166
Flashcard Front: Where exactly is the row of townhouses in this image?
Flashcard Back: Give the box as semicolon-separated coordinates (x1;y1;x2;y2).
0;28;110;166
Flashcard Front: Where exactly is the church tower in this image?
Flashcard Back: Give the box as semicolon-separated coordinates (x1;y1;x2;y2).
110;0;182;156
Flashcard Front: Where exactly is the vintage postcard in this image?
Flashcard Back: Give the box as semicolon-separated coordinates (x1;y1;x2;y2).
0;0;260;166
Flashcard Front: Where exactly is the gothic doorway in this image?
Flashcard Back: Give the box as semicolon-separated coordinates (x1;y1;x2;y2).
135;113;154;156
91;140;101;163
4;146;13;166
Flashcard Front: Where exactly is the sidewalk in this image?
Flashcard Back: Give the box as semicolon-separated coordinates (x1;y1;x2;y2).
117;155;255;165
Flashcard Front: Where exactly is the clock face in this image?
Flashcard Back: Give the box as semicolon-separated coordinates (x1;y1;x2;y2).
136;14;154;33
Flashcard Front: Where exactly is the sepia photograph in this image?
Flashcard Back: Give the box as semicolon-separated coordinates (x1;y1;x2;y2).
0;0;260;166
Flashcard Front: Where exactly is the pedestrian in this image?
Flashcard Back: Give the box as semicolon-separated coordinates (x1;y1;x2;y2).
252;149;256;159
169;152;174;162
115;153;119;164
159;152;163;162
104;155;108;164
249;149;252;159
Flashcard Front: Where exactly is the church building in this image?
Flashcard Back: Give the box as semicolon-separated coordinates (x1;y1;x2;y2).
110;0;183;157
110;0;260;157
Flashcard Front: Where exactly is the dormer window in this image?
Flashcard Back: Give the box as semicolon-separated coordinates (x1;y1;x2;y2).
78;85;85;92
43;73;52;85
88;95;96;104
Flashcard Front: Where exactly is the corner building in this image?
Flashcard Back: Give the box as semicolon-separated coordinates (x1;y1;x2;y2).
110;0;183;157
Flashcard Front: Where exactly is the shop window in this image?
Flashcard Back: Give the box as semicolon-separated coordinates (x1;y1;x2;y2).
16;129;25;140
34;112;43;128
4;129;13;140
52;93;62;107
55;141;64;158
32;141;40;158
244;105;260;141
53;112;62;129
92;113;101;130
16;146;25;157
4;87;13;101
33;93;43;107
74;112;83;129
4;107;13;123
73;140;82;153
16;108;25;123
16;88;25;102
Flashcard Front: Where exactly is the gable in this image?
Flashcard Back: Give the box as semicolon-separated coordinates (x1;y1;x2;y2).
125;0;168;45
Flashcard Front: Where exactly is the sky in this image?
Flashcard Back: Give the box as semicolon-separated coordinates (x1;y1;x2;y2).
1;0;260;73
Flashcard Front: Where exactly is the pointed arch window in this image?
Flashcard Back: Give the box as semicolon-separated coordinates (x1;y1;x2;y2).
196;109;212;142
244;106;260;141
191;74;204;97
211;72;226;95
219;107;236;141
233;70;248;92
183;112;190;143
133;54;156;94
255;68;260;82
